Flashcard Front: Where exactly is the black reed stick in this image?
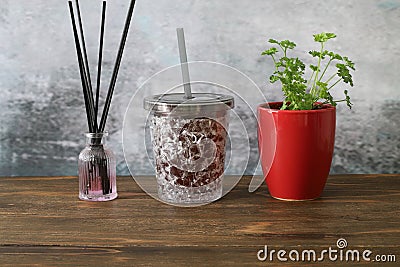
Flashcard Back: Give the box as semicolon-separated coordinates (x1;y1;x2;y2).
95;1;107;130
68;0;136;133
74;0;98;132
99;0;136;132
68;1;94;133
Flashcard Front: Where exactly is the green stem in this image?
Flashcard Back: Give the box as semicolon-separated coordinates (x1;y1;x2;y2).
311;42;324;97
313;99;347;110
325;73;337;84
328;78;343;90
278;45;290;77
318;58;333;83
279;44;287;57
271;55;278;72
307;70;316;90
333;99;347;103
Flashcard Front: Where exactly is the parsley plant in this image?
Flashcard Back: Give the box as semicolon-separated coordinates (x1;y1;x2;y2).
261;33;355;110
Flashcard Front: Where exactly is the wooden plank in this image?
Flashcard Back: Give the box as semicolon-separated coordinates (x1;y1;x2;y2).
0;175;399;266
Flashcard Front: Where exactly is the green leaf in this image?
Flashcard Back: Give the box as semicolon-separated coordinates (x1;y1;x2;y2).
309;50;320;57
316;81;328;88
275;61;284;68
314;32;337;43
344;89;353;109
343;56;355;70
321;50;329;57
268;38;279;44
280;40;296;49
336;63;354;86
269;75;279;83
327;52;343;60
261;47;278;56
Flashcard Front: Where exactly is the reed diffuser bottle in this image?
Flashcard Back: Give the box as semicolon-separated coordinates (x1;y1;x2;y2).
68;0;136;201
78;132;117;201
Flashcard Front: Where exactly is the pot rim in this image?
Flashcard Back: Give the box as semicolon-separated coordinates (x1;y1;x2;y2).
258;101;336;113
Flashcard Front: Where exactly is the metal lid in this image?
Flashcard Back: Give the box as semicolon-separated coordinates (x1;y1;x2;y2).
143;93;234;113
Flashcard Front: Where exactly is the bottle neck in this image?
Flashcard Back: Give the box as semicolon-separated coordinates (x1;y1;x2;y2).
85;132;108;146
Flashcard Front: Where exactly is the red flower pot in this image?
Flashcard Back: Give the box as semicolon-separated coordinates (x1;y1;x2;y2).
258;102;336;200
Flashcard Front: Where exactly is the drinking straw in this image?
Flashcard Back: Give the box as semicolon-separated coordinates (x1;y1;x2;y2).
68;1;94;132
95;1;107;129
176;28;193;99
99;0;137;132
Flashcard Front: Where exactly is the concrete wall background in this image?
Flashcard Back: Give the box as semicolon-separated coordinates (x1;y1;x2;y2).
0;0;399;176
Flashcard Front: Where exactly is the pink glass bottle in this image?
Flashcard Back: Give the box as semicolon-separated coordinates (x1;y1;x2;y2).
78;132;117;201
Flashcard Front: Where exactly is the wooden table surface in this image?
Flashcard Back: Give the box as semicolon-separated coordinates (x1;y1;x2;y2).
0;174;399;266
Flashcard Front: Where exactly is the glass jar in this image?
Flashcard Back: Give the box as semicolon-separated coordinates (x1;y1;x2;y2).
78;132;117;201
144;93;234;205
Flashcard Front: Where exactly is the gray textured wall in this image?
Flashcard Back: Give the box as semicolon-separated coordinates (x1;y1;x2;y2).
0;0;399;176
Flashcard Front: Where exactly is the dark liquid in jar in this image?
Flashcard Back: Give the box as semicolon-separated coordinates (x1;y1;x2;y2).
151;116;227;187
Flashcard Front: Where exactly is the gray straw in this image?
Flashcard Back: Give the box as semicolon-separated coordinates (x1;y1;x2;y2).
176;28;193;99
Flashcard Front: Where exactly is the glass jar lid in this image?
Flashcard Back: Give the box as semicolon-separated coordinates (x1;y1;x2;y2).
143;93;234;113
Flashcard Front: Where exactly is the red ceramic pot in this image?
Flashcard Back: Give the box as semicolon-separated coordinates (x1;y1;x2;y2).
258;102;336;200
